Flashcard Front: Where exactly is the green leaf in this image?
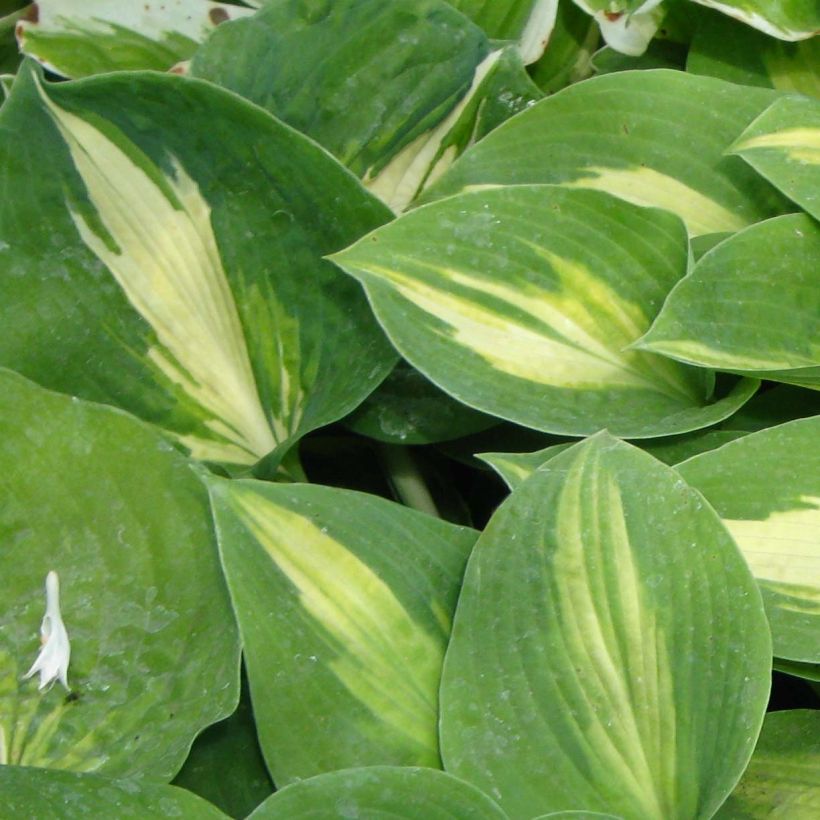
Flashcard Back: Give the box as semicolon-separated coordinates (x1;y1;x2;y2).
715;710;820;819
171;676;274;819
423;69;789;236
0;765;228;819
209;480;477;784
0;370;240;778
332;184;759;438
440;433;771;818
343;361;497;444
688;0;819;41
448;0;560;63
677;416;820;662
730;94;820;221
479;429;750;490
248;766;509;819
638;215;820;383
527;0;598;93
189;0;541;213
15;0;253;78
0;63;396;469
688;11;820;98
773;658;820;683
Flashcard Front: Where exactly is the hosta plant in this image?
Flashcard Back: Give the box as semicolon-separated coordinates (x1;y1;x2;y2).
0;0;817;818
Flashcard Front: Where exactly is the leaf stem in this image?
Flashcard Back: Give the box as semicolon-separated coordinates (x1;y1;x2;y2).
380;444;439;518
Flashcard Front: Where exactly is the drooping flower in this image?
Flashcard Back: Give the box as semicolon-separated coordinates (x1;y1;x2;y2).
23;571;71;691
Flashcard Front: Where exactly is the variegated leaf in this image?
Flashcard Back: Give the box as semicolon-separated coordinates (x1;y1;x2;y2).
638;214;820;386
248;767;508;819
730;94;820;221
528;0;598;94
440;434;771;818
715;710;820;818
688;0;819;41
423;69;790;236
189;0;541;214
0;63;395;469
479;429;748;489
209;480;477;783
332;185;759;438
15;0;253;78
677;416;820;663
448;0;560;64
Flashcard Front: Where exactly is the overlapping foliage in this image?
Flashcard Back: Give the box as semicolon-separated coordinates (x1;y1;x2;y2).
0;1;817;817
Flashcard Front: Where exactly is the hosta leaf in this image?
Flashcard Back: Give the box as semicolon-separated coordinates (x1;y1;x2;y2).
730;95;820;221
0;63;395;469
423;69;789;236
0;370;240;778
189;0;540;213
440;433;771;818
15;0;253;78
0;766;228;819
677;417;820;662
248;766;508;819
332;185;759;438
715;710;820;818
773;659;820;682
688;0;819;41
343;361;497;444
209;481;477;783
171;679;274;819
478;442;571;490
688;12;820;98
448;0;560;64
528;0;598;94
638;215;820;383
479;429;749;490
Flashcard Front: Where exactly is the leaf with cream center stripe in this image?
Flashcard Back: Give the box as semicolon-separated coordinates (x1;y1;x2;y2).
332;185;759;438
677;416;820;663
730;94;820;221
421;69;791;236
0;63;396;469
209;480;477;784
638;214;820;387
439;433;771;818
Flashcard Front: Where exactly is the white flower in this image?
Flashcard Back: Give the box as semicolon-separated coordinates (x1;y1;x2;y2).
23;571;71;691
